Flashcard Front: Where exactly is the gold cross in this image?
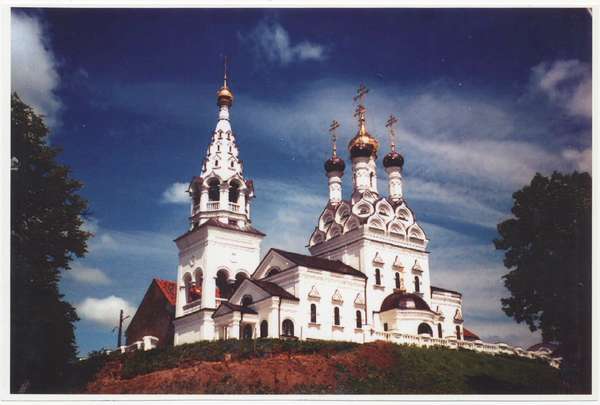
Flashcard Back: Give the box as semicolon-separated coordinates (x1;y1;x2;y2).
354;84;370;106
386;115;398;150
329;120;340;156
223;56;229;86
354;105;366;125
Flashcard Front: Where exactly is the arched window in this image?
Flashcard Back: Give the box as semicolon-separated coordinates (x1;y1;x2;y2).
267;268;280;277
438;324;443;338
242;295;253;308
414;276;420;293
208;180;220;202
216;270;232;300
375;269;381;286
234;273;247;291
356;310;362;329
395;272;400;289
456;326;462;340
334;307;340;326
215;159;220;167
243;324;253;339
310;304;317;323
217;144;220;151
260;320;268;338
183;273;192;303
418;323;433;336
282;319;294;337
229;182;239;203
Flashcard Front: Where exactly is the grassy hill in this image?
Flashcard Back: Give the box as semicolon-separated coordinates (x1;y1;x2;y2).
75;339;567;395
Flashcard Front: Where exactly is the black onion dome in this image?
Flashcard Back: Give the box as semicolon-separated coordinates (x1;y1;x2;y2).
380;291;431;312
383;150;404;168
325;155;346;172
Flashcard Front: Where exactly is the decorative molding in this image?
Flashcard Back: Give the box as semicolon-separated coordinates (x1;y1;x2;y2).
454;309;463;323
354;293;365;306
308;285;321;299
372;252;384;264
412;260;422;272
392;256;404;269
332;289;343;303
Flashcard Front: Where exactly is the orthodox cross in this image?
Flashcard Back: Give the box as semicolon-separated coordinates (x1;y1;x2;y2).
223;56;229;86
386;115;398;151
329;120;340;156
353;84;370;125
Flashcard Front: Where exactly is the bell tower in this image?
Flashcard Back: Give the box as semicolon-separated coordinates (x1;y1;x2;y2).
173;58;265;345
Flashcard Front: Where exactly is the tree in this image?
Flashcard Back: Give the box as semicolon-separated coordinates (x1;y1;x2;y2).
494;171;591;393
11;93;93;393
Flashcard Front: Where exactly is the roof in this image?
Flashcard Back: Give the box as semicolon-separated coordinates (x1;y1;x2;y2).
380;291;432;312
430;285;462;296
250;279;299;301
154;279;177;306
271;248;367;279
174;218;265;242
221;302;258;315
527;343;561;357
462;328;480;340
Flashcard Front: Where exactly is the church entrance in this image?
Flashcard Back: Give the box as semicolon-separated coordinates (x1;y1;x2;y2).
242;324;253;339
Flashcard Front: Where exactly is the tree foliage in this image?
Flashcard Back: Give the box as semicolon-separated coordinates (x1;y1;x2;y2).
11;93;93;393
494;171;591;393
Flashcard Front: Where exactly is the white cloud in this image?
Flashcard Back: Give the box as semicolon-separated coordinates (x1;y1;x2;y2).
77;296;137;328
161;182;190;204
68;263;113;285
562;147;592;173
11;11;62;128
531;59;592;118
241;18;326;65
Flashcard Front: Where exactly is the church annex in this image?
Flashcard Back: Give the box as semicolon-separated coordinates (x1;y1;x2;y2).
172;63;466;346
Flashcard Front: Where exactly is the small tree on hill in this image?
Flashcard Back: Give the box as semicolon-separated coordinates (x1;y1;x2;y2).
11;93;93;393
494;171;591;393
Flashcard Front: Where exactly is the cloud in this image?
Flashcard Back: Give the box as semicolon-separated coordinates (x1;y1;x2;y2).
562;147;592;173
11;10;62;129
77;296;137;328
161;182;190;204
240;18;326;65
531;59;592;118
67;263;113;285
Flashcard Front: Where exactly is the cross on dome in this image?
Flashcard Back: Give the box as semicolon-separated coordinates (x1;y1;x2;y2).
329;120;340;156
386;115;398;151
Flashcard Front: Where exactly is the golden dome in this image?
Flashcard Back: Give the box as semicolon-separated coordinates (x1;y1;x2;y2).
216;85;233;107
348;123;379;158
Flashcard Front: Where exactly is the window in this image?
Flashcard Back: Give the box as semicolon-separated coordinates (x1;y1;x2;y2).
456;326;462;340
310;304;317;323
414;276;420;293
356;310;362;329
216;270;232;300
334;307;340;326
384;323;388;332
229;182;239;203
243;324;252;339
215;160;220;167
208;180;220;202
282;319;294;337
395;273;400;289
242;295;252;308
438;324;443;338
375;269;381;286
418;323;433;336
267;268;280;277
260;321;268;338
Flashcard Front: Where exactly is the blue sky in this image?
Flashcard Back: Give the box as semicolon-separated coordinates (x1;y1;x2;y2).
11;7;593;357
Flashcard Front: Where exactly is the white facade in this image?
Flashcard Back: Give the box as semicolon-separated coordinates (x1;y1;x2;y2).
173;80;465;345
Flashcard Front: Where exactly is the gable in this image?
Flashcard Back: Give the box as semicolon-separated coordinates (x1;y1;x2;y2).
253;249;298;279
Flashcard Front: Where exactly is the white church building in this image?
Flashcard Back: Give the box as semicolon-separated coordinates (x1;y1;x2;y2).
172;67;466;346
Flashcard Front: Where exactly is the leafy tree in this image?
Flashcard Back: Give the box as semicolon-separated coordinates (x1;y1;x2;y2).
11;93;93;393
494;171;591;393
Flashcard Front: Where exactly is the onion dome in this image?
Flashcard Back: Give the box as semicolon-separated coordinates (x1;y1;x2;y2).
380;291;431;312
216;85;233;107
383;150;404;168
325;155;346;173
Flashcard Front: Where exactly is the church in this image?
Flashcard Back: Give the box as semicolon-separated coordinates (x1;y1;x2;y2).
172;65;466;345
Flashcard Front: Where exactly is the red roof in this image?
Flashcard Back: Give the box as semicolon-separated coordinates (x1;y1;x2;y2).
463;328;479;340
154;279;177;306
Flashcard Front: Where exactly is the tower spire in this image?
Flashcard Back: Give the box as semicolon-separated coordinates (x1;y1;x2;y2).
329;120;340;157
223;56;229;88
386;115;398;151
